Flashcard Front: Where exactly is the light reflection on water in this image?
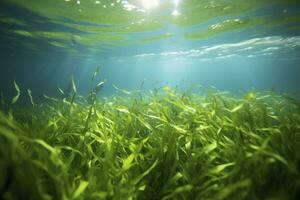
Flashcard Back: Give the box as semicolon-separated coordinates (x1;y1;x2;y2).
0;0;299;95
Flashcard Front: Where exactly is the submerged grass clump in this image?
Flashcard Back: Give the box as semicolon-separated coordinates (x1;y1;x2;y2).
0;82;300;199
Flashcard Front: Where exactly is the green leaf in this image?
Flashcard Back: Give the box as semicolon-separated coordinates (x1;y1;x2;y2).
122;154;135;171
95;81;105;94
137;116;153;131
265;152;288;165
245;92;256;101
27;89;35;107
133;159;159;184
203;141;218;154
73;181;89;199
113;84;131;95
116;107;130;114
92;65;100;81
171;124;187;134
163;184;193;200
33;139;56;153
217;179;251;199
230;103;244;113
163;86;177;97
11;81;20;104
211;162;235;174
71;76;77;93
58;87;65;95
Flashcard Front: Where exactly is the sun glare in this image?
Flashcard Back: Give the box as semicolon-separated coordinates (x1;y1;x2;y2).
171;9;180;16
140;0;159;10
174;0;180;7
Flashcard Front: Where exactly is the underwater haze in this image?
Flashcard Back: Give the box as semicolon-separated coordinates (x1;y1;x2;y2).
1;1;300;200
0;0;300;96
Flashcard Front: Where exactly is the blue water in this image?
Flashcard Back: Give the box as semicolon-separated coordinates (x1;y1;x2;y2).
0;0;300;100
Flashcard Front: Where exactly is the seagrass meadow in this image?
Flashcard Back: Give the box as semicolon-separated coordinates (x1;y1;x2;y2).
0;80;300;199
1;0;300;199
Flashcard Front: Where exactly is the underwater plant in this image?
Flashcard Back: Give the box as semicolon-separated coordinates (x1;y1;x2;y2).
0;74;300;200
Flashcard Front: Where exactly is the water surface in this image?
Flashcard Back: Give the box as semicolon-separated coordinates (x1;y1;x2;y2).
0;0;300;97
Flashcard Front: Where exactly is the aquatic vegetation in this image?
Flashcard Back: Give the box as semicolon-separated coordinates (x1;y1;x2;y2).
1;81;300;199
0;0;299;199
